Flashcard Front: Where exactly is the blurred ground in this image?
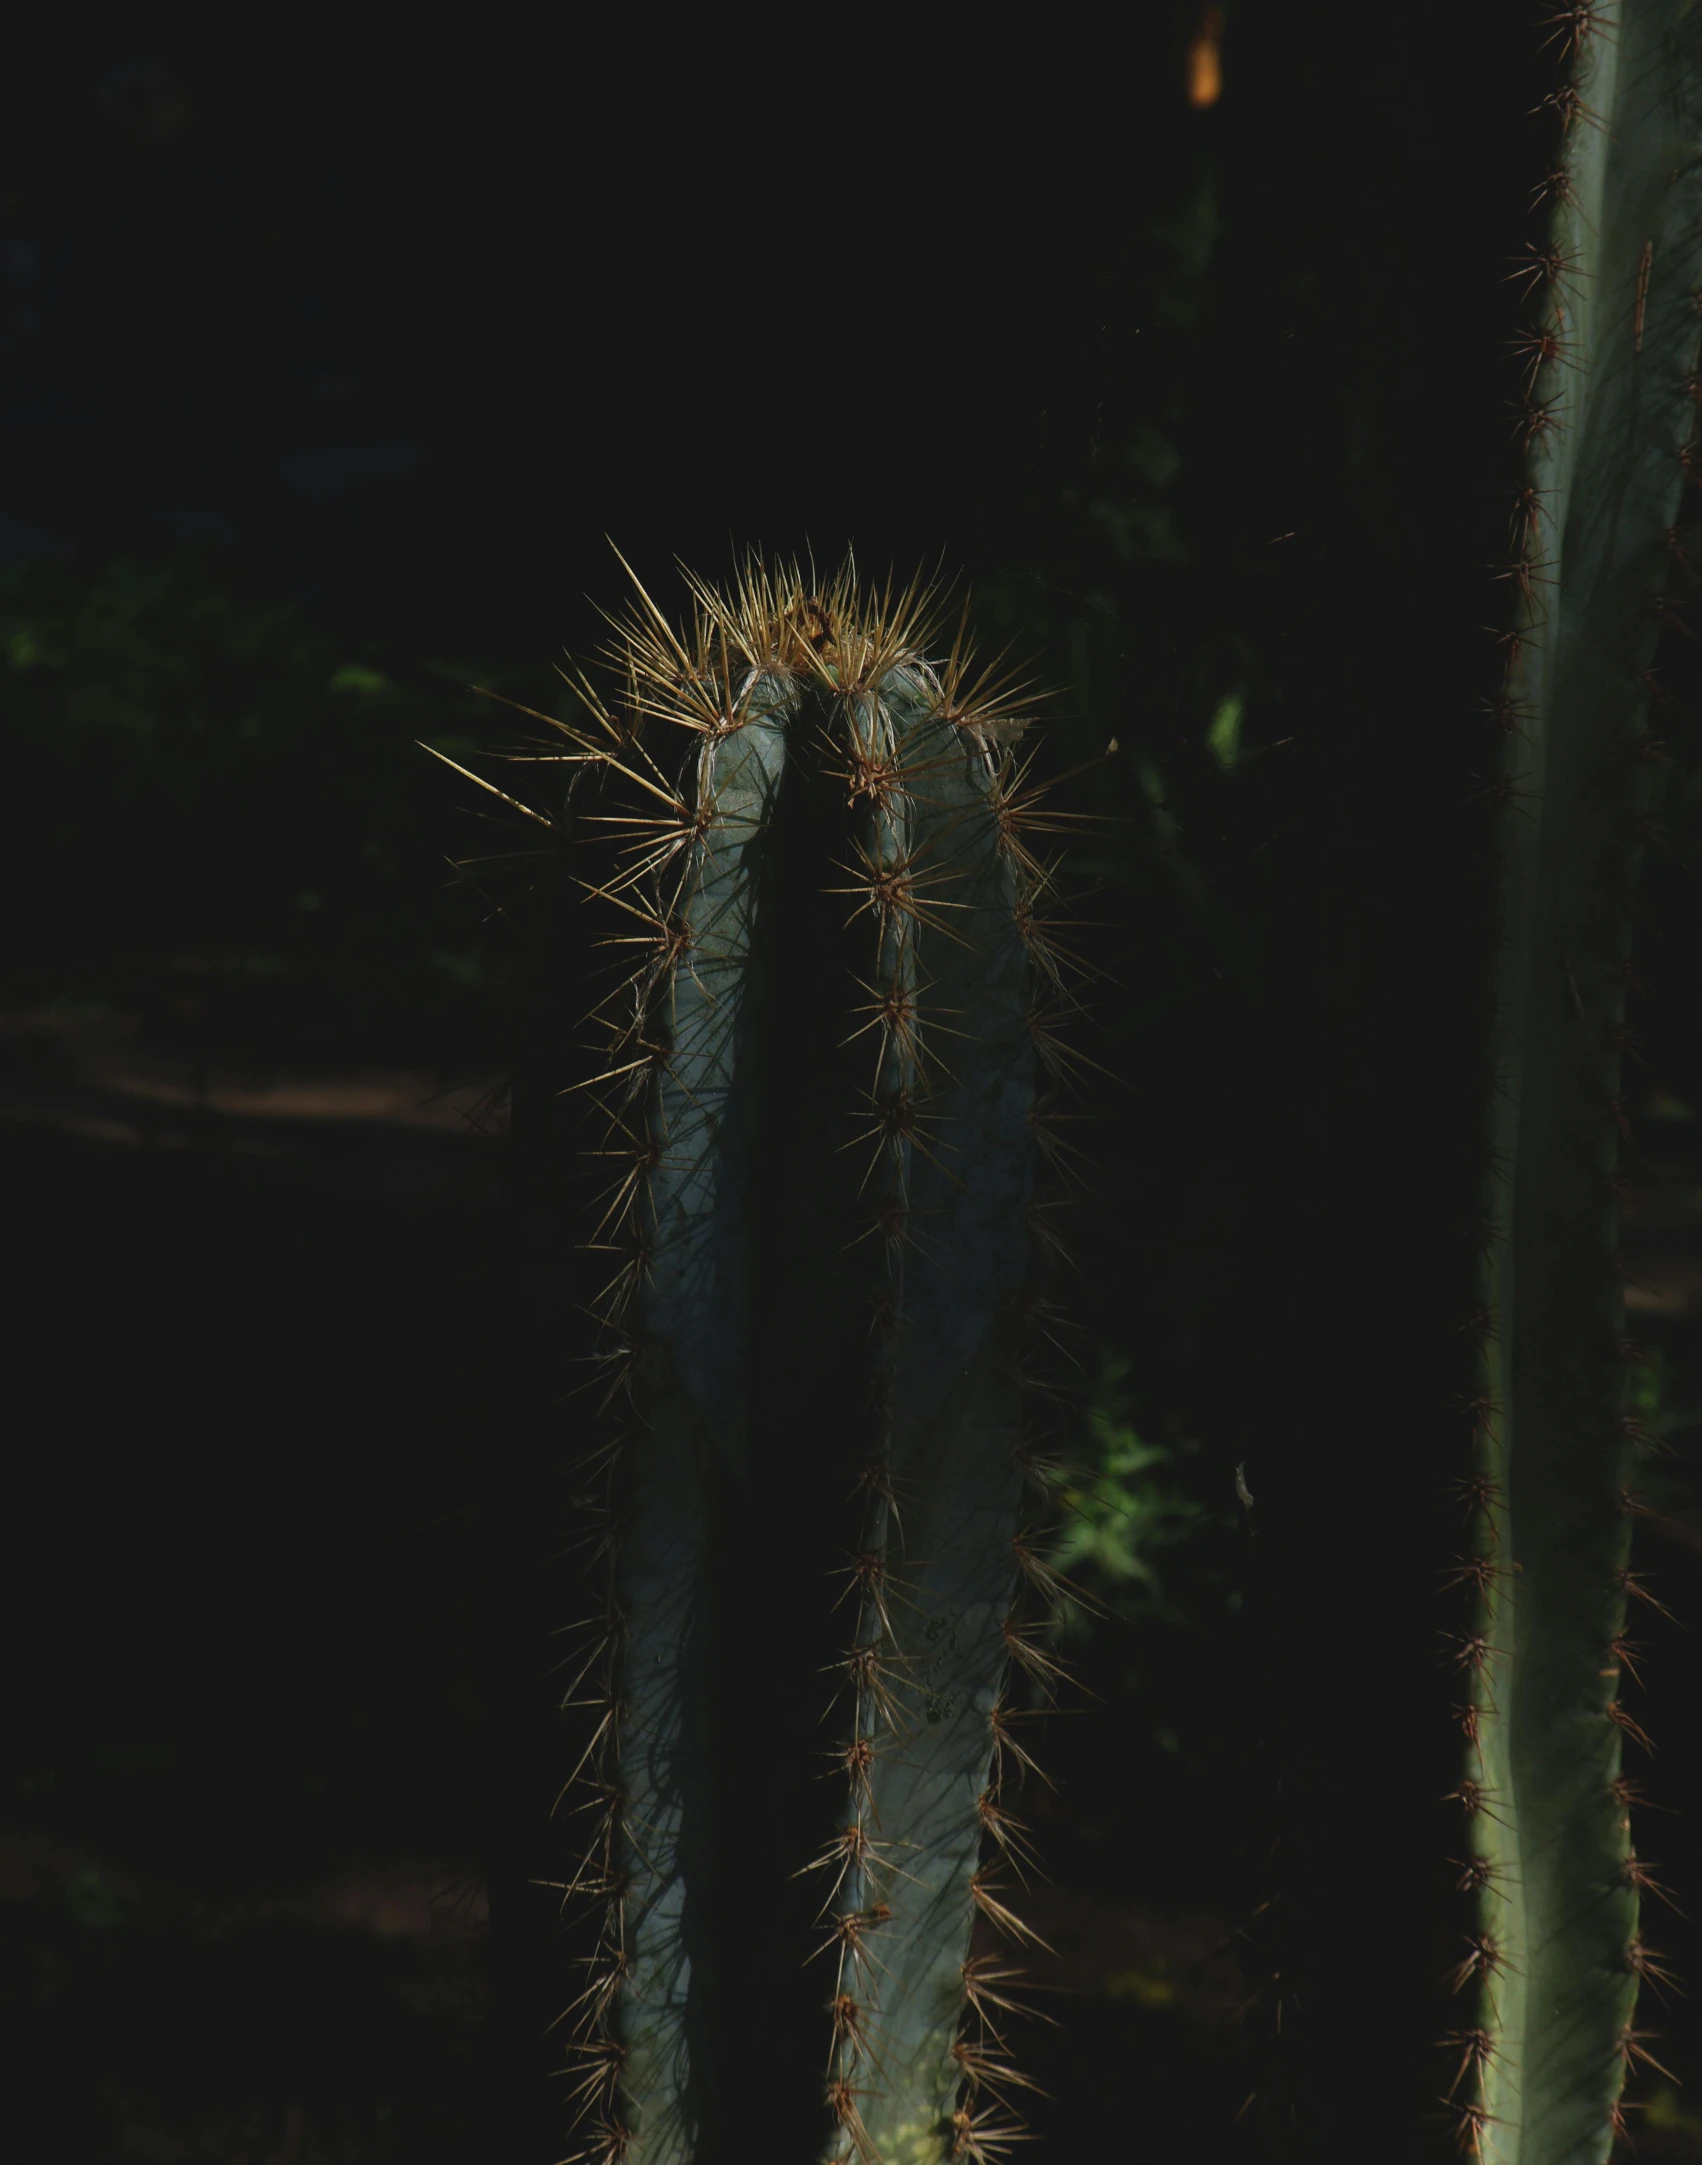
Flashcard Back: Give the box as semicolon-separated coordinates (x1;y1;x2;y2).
0;998;1259;2161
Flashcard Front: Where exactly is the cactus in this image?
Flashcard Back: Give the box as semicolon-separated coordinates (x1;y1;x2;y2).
449;555;1086;2164
1448;4;1702;2157
421;11;1702;2159
1209;7;1702;2159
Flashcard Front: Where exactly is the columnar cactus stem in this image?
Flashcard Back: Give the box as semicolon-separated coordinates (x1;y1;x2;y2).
813;666;1041;2165
605;664;800;2159
473;557;1073;2165
1452;5;1702;2157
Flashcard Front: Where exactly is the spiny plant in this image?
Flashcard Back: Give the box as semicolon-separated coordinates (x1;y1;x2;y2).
1451;3;1702;2155
1231;5;1702;2160
430;551;1103;2162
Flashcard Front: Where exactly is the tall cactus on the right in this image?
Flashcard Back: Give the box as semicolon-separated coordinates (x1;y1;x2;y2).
1452;3;1702;2157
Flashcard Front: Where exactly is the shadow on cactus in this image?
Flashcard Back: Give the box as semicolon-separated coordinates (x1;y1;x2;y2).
431;551;1109;2164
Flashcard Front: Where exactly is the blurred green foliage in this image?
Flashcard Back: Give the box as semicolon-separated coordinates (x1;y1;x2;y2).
0;545;563;1069
1045;1353;1215;1636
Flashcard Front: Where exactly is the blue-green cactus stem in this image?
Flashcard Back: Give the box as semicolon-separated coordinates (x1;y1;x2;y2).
596;661;799;2163
816;664;1039;2165
1460;6;1702;2159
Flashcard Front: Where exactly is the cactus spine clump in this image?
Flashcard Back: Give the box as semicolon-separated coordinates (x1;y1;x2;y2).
1450;3;1702;2157
508;556;1084;2164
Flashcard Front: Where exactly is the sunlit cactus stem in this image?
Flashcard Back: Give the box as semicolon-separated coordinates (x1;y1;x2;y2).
812;664;1043;2165
1454;4;1702;2158
604;665;800;2159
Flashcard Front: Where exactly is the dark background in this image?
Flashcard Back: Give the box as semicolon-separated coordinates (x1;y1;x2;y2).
6;2;1702;2159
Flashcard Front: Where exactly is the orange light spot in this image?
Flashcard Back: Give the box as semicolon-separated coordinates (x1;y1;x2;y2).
1187;6;1224;107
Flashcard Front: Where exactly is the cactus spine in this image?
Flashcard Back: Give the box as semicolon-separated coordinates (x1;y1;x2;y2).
1453;4;1702;2157
525;557;1074;2164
